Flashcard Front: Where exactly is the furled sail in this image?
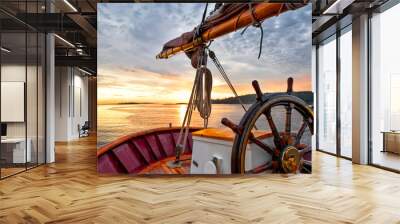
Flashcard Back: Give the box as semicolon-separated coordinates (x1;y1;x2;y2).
156;2;308;60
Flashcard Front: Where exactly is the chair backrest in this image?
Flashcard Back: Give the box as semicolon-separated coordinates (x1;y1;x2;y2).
82;121;90;129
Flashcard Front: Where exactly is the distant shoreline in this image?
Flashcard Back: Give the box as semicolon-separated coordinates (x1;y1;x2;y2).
99;91;313;106
99;102;188;106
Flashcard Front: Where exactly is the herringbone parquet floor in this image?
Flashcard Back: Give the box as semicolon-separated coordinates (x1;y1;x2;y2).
0;136;399;224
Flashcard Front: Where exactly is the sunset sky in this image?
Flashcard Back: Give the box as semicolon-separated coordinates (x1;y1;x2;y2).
98;3;312;104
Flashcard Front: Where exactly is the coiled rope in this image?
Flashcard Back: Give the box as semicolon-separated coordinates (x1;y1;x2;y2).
194;67;213;126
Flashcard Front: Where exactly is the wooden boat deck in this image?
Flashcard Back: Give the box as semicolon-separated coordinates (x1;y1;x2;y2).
192;128;272;141
1;135;400;223
138;154;192;175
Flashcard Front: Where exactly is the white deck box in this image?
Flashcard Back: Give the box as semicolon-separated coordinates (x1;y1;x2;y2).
190;128;272;174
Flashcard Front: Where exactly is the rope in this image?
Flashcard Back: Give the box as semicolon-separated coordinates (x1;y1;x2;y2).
208;49;258;130
208;50;247;113
211;3;223;14
201;3;209;24
172;46;211;164
240;3;265;59
193;67;213;125
194;3;209;40
171;2;273;165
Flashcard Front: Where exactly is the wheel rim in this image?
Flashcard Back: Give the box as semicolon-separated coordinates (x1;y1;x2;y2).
222;78;314;174
235;95;313;174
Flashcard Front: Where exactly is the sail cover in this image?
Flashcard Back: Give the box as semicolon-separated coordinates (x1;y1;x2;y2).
156;2;308;60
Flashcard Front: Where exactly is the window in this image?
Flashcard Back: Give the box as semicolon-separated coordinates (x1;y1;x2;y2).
0;1;46;179
317;35;337;154
339;27;352;158
370;3;400;171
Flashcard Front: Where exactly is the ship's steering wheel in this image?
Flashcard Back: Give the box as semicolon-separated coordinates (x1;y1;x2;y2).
222;78;314;174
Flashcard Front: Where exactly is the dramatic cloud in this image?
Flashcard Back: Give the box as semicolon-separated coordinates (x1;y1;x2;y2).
98;3;312;104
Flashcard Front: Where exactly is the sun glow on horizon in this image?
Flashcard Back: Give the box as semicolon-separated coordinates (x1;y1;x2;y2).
174;90;191;103
97;68;312;105
179;104;187;123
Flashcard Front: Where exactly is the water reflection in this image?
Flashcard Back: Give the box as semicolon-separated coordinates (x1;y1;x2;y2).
97;104;311;148
179;104;186;124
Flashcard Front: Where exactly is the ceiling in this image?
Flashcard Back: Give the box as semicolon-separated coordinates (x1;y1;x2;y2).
312;0;391;44
0;0;98;74
1;0;396;73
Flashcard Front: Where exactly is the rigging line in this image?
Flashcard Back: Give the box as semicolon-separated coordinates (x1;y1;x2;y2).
213;60;242;105
175;47;208;162
239;3;266;59
249;2;264;59
257;26;264;59
174;63;200;161
211;3;223;14
208;49;259;130
173;70;198;162
208;50;247;112
200;3;209;24
194;3;209;40
215;61;239;97
182;48;209;152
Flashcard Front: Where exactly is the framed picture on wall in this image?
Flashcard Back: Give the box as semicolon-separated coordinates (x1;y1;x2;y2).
97;2;314;175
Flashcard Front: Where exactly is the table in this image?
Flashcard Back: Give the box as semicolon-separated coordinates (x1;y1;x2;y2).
382;131;400;154
1;138;31;164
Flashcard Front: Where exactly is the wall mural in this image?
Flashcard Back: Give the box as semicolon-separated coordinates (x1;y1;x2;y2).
97;2;313;175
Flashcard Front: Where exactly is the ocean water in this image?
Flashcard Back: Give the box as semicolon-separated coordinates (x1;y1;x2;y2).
97;104;311;147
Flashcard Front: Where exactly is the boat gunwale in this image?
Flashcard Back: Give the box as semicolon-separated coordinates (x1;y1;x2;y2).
97;126;202;157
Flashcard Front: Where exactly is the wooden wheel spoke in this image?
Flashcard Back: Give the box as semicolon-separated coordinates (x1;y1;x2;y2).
249;133;274;155
301;164;311;173
246;161;272;174
284;77;294;144
301;159;312;173
295;120;307;146
299;146;311;157
285;104;292;134
284;103;293;145
264;111;284;149
228;78;314;174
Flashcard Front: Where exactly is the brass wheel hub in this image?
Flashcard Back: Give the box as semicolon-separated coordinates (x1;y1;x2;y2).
280;146;300;173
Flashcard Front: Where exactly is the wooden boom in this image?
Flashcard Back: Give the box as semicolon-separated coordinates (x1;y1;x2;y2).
156;3;306;59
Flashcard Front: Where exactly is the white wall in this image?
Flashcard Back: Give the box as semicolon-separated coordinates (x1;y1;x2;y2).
72;73;89;138
1;65;38;138
54;67;89;141
1;63;46;164
55;66;69;141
